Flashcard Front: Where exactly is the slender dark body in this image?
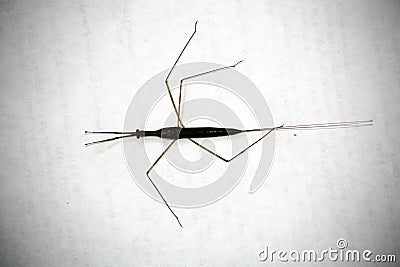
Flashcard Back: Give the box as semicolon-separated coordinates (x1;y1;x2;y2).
85;127;250;145
142;127;243;139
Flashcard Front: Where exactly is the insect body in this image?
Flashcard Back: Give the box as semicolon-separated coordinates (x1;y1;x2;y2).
85;21;372;227
87;127;244;140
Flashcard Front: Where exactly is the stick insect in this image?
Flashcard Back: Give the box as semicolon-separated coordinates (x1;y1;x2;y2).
85;21;373;227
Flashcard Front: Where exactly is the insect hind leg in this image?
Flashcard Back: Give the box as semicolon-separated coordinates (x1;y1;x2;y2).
188;125;282;162
146;140;182;227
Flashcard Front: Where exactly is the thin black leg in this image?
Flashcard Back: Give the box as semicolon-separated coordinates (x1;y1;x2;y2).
188;125;283;162
146;140;182;227
177;61;243;126
165;21;198;127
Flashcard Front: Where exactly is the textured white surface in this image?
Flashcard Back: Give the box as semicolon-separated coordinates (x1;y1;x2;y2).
0;0;399;266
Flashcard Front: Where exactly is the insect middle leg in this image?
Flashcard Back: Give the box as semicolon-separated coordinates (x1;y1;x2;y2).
146;140;182;227
177;60;243;126
188;126;282;162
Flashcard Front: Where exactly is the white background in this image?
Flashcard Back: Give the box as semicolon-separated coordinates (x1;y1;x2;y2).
0;0;399;266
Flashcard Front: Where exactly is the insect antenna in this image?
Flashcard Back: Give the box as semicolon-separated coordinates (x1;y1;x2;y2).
84;133;136;147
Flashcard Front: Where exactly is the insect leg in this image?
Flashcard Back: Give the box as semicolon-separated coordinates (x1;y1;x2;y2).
165;21;198;127
177;60;243;126
188;125;283;162
146;140;182;227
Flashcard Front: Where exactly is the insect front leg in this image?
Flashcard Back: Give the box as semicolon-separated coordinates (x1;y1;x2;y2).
164;21;198;128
